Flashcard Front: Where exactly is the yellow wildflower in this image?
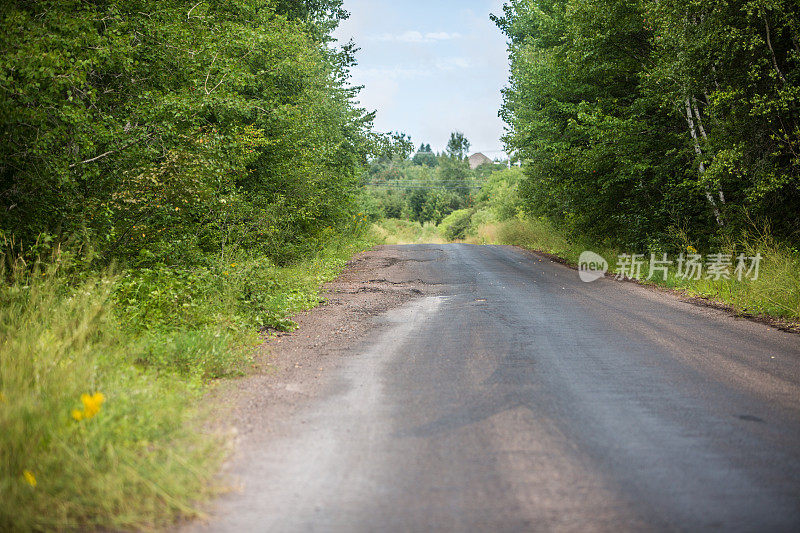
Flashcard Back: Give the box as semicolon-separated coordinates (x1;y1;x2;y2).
73;392;105;421
81;392;105;419
23;470;36;487
687;245;698;254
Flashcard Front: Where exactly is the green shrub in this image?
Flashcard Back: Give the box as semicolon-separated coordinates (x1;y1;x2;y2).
467;208;497;236
439;209;474;241
478;168;524;221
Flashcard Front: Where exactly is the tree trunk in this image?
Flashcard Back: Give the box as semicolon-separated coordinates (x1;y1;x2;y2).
685;97;724;226
764;15;787;84
691;97;725;204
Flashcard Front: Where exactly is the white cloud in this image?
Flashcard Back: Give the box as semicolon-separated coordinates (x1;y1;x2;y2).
352;66;430;80
435;57;472;70
369;30;461;43
352;57;472;82
424;31;462;41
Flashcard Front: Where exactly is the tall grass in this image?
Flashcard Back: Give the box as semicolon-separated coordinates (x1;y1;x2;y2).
470;218;581;259
372;219;445;244
0;231;377;530
0;266;220;530
660;234;800;319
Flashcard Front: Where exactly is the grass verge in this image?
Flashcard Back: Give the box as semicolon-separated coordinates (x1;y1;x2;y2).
372;219;445;245
0;232;376;530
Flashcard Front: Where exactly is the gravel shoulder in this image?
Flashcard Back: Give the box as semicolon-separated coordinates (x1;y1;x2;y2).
182;245;443;526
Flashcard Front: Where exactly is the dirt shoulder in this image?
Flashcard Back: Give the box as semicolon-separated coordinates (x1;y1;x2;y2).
196;245;443;497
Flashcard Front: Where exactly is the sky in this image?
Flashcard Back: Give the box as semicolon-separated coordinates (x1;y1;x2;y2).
332;0;509;158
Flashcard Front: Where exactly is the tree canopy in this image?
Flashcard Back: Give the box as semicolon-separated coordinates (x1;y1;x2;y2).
0;0;377;265
494;0;800;249
446;131;471;160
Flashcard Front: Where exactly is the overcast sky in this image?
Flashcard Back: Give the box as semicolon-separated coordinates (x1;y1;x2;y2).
333;0;509;157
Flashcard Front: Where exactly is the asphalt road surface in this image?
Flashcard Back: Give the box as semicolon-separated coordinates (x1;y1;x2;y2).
191;244;800;532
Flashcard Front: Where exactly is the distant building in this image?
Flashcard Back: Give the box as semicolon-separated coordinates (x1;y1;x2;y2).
468;152;493;170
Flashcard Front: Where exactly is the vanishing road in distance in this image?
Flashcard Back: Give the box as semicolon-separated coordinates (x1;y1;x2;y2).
189;244;800;532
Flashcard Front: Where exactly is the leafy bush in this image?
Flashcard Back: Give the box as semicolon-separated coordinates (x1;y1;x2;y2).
477;168;524;221
467;208;497;236
0;0;375;268
439;209;475;241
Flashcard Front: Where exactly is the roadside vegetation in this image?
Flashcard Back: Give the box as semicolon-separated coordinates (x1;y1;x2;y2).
493;0;800;250
0;232;375;531
0;1;382;529
487;0;800;321
372;219;445;245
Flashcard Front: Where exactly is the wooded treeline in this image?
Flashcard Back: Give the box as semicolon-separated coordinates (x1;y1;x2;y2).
0;0;374;266
363;132;508;225
494;0;799;249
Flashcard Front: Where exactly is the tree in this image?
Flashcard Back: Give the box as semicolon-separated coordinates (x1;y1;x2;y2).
412;142;437;167
446;131;471;160
0;0;376;265
494;0;800;249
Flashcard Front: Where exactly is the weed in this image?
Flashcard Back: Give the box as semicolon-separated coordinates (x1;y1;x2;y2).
372;219;445;244
0;231;377;530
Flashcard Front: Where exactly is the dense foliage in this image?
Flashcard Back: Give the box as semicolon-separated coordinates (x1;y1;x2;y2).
494;0;800;249
362;133;508;225
0;0;375;266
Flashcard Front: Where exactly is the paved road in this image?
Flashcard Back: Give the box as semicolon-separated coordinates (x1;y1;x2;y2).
195;244;800;532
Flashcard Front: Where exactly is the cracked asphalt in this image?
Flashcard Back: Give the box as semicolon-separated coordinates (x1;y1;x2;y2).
183;244;800;532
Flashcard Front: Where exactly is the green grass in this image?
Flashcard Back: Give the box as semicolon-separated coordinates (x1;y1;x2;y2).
372;219;445;244
468;217;587;260
469;217;800;322
0;231;377;531
658;236;800;319
0;269;216;531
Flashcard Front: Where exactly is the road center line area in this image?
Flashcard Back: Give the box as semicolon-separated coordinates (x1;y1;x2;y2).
183;244;800;533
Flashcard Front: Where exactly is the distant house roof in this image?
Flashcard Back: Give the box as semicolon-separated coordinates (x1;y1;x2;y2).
468;152;493;170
